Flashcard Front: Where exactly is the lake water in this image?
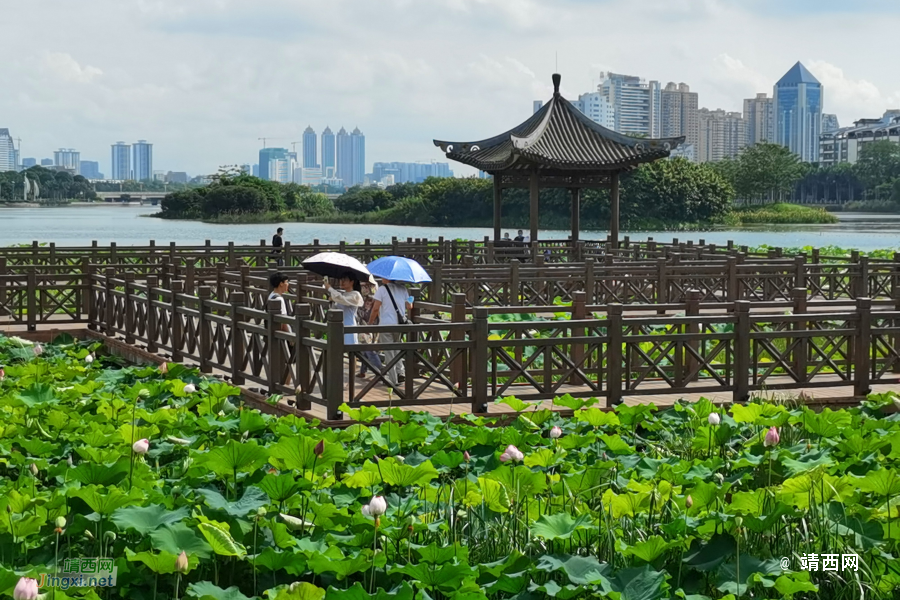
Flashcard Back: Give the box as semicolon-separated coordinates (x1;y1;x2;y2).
1;204;899;251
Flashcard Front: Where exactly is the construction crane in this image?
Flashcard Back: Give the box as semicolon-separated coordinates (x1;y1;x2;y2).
258;137;288;149
290;141;302;153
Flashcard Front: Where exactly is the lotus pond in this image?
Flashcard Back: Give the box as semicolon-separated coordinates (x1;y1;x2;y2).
2;334;900;600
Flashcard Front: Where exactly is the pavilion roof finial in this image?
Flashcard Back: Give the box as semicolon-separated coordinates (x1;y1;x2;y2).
552;73;561;97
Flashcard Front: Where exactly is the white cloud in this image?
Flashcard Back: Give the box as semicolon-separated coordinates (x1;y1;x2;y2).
42;52;103;83
806;60;894;120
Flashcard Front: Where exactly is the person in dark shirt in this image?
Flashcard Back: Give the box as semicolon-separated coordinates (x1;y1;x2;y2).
513;230;524;243
271;228;284;266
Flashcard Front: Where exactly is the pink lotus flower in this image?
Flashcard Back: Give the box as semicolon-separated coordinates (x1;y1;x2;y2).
764;426;780;447
32;344;43;357
183;383;196;394
0;366;5;381
132;439;150;455
550;426;563;439
362;496;387;518
499;445;524;462
13;577;39;600
159;362;168;374
463;450;471;462
685;495;694;509
175;551;189;574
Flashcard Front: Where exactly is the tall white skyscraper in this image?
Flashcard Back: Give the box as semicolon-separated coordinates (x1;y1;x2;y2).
743;93;775;146
598;72;661;137
111;142;131;180
661;83;699;157
572;93;615;130
54;148;81;172
132;140;153;181
0;128;15;172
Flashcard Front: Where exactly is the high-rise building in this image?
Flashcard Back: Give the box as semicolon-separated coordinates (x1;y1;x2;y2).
302;126;318;168
350;128;366;187
822;114;840;134
371;162;454;184
743;93;775;146
252;164;259;177
572;93;616;130
41;158;53;166
54;148;81;173
321;126;335;178
22;157;37;168
258;147;289;182
336;127;352;187
819;110;900;166
533;100;544;115
79;160;102;180
598;72;661;137
111;142;131;180
166;171;189;184
12;149;19;171
268;158;291;183
774;62;823;162
0;128;14;172
661;83;699;157
698;108;747;162
132;140;153;181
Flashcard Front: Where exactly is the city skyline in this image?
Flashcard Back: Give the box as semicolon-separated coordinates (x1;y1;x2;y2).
1;1;897;178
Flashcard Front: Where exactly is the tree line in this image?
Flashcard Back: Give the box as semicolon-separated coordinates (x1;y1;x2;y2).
0;166;95;202
332;157;734;229
156;167;334;220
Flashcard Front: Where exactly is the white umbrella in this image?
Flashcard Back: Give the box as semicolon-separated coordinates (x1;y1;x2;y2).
301;252;372;282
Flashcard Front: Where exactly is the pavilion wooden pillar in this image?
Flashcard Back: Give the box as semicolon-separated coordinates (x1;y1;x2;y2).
529;172;539;243
570;188;581;242
493;174;502;241
610;172;620;248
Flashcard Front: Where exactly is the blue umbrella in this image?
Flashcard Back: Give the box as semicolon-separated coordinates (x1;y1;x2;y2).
367;256;432;283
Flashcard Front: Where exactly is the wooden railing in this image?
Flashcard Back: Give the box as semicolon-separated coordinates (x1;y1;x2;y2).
80;270;900;420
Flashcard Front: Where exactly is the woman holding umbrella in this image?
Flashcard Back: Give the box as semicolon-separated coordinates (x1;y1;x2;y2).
323;273;364;345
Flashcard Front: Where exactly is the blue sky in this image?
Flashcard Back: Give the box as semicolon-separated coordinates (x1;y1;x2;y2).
1;0;897;177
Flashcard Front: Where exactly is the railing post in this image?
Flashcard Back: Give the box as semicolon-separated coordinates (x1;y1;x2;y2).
123;271;136;345
230;292;246;385
726;256;738;306
27;268;37;332
325;309;345;420
894;277;900;374
85;260;98;330
792;287;808;384
171;280;184;363
185;262;196;296
606;304;623;407
160;257;172;290
294;304;311;410
146;275;159;353
585;257;595;304
733;300;751;403
228;242;236;268
215;262;226;305
284;241;292;267
570;291;587;385
685;289;701;383
110;242;118;264
267;297;285;394
472;307;489;413
855;297;872;397
77;256;90;323
431;260;443;304
794;255;806;289
104;267;115;336
856;256;869;299
510;261;520;306
198;286;212;374
657;257;668;313
0;257;6;313
450;293;467;389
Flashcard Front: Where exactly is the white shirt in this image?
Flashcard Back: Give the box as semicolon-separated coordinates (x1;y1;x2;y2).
373;283;409;325
268;292;288;315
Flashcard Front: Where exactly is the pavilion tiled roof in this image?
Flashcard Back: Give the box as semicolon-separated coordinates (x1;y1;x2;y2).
434;74;684;173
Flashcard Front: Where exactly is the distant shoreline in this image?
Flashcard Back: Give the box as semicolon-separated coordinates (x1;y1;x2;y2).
0;201;157;209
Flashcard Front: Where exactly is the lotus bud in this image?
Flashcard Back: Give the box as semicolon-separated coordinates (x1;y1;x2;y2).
463;450;470;462
602;452;609;462
55;516;67;529
806;441;811;451
132;438;150;455
267;468;278;474
361;504;372;517
708;412;721;426
368;496;387;516
280;513;305;530
13;577;39;600
85;353;94;364
0;367;5;381
499;444;524;463
396;455;405;463
715;472;724;484
159;362;168;374
550;426;563;439
138;388;150;399
29;463;39;477
764;426;780;447
256;507;267;518
104;531;116;542
314;439;325;457
685;495;693;509
84;529;94;540
33;344;43;357
175;551;189;574
241;431;250;441
67;454;75;467
183;383;196;394
734;516;743;527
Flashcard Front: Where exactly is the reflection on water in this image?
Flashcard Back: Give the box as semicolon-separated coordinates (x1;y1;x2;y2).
1;205;899;251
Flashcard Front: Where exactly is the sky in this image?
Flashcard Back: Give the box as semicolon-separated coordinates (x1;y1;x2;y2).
2;0;899;178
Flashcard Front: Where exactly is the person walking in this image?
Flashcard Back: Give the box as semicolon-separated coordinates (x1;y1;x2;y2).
356;281;385;379
368;278;411;386
268;272;292;332
323;273;364;345
271;227;284;266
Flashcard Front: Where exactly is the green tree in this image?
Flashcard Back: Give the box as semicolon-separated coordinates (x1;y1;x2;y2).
855;141;900;200
202;186;267;217
622;157;733;222
727;143;805;203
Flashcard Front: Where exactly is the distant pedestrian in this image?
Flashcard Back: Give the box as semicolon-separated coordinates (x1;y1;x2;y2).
271;227;284;266
514;230;524;244
502;232;511;242
356;282;384;379
324;273;363;345
267;272;292;333
369;278;411;386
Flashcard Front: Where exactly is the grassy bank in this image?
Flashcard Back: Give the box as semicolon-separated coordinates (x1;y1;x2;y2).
843;199;900;213
716;203;838;225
